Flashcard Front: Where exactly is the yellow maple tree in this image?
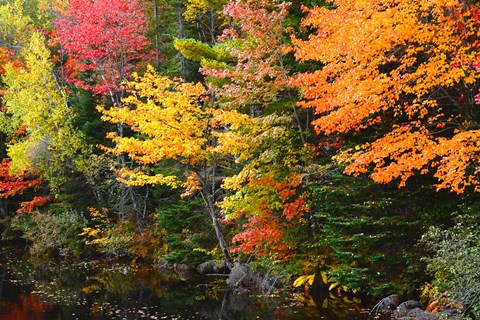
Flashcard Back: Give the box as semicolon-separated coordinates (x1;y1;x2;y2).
99;65;255;263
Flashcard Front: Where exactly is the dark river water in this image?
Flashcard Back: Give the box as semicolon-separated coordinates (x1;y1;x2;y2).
0;247;372;319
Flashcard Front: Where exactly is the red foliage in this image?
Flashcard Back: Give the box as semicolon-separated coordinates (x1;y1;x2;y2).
55;0;151;96
283;196;308;221
314;137;343;157
0;159;42;199
229;174;309;258
17;196;55;214
0;158;53;213
231;214;287;255
0;48;23;75
0;48;22;96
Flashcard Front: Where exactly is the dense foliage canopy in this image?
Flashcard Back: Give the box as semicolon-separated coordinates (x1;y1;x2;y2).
0;0;479;316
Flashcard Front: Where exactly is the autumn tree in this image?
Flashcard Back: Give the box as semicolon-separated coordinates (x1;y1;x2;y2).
174;0;312;259
55;0;151;103
293;0;480;194
98;65;254;264
219;115;309;258
1;32;92;196
175;0;294;113
1;51;54;216
54;0;158;216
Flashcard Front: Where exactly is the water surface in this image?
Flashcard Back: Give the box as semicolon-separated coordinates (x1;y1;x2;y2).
0;247;371;319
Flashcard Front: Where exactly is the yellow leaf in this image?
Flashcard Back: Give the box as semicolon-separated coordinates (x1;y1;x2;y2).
328;282;340;291
307;274;315;286
293;274;315;288
321;271;329;284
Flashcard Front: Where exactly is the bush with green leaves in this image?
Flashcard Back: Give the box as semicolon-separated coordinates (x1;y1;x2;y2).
92;219;136;257
12;209;87;257
421;213;480;318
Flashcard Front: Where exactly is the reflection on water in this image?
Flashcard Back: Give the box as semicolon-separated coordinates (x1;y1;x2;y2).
0;247;371;319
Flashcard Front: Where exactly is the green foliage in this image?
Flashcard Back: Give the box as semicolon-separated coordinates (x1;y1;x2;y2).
421;206;480;318
94;220;136;257
68;89;106;146
144;0;203;79
156;194;213;265
11;209;87;257
173;38;217;61
305;170;458;297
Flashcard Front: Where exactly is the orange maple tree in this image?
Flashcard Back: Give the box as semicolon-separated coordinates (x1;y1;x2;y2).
293;0;480;193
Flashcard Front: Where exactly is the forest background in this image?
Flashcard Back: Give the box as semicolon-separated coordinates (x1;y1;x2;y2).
0;0;479;316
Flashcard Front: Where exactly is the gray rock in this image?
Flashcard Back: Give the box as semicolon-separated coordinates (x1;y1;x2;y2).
395;300;421;318
227;263;256;289
372;294;399;317
406;308;437;320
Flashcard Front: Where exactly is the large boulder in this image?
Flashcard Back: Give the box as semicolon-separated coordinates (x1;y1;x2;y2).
395;300;421;318
226;263;256;290
372;294;400;318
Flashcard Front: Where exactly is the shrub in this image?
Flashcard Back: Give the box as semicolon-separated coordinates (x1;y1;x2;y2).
12;209;87;257
421;215;480;318
81;208;167;260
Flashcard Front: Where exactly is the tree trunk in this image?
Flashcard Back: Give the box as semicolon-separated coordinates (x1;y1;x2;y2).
201;190;233;266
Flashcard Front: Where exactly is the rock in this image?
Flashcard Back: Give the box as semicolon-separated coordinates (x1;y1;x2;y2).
176;263;194;278
406;308;437;320
196;260;230;275
371;294;399;318
377;295;464;320
443;307;462;319
420;311;437;320
395;300;421;318
226;263;256;290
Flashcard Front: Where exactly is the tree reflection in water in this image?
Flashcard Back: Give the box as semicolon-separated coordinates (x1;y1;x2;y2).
0;248;370;319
